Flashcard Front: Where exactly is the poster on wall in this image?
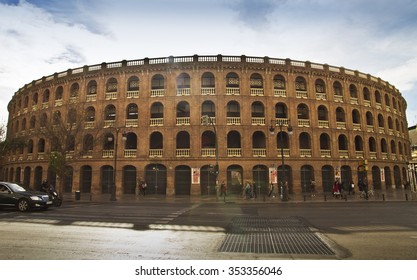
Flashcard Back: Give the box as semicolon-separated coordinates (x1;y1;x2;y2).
381;169;385;182
192;168;200;184
231;170;242;185
269;167;277;184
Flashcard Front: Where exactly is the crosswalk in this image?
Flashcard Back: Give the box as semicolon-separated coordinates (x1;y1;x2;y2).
0;202;198;229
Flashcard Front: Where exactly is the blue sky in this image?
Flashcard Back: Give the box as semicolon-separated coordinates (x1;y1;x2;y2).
1;0;417;124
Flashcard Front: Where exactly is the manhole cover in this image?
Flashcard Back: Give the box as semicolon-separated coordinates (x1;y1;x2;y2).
219;217;335;255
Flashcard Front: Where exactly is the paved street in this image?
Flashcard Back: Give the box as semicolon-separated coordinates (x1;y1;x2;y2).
1;196;417;260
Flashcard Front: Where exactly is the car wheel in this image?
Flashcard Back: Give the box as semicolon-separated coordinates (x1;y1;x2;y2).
17;199;30;212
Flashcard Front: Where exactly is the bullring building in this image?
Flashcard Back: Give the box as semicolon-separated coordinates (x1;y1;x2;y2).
2;55;411;198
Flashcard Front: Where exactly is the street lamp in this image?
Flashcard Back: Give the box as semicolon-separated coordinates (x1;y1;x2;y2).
202;115;219;194
109;128;126;201
269;119;293;201
153;165;159;194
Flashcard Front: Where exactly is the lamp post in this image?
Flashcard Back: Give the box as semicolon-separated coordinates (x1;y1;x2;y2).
202;115;219;194
109;128;126;201
269;119;293;201
153;165;159;194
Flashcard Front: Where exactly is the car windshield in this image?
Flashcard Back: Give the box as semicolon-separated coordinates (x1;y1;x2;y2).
7;183;27;192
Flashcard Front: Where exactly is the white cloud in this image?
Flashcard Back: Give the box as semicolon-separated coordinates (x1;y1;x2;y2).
1;0;417;125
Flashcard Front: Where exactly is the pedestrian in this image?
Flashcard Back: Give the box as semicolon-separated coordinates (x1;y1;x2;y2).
310;179;316;198
268;183;275;198
220;181;227;197
244;181;252;199
349;182;355;195
142;180;147;196
333;180;340;198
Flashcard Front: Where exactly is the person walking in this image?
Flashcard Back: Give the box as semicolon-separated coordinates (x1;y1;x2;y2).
268;183;275;198
220;181;227;197
310;179;316;198
349;181;355;195
333;180;341;198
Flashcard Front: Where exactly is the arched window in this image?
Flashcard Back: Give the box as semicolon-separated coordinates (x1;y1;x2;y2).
227;131;241;148
124;132;137;150
70;83;79;97
150;132;163;149
38;138;45;153
201;72;215;87
151;74;165;89
318;106;329;127
177;73;191;89
297;103;309;119
299;132;311;150
201;131;216;148
201;100;215;118
366;111;374;126
67;108;77;124
227;101;240;117
53;111;61;125
176;101;190;118
388;116;393;130
250;73;263;88
33;92;38;105
252;131;266;148
275;103;288;119
381;138;388;153
338;134;349;151
23;95;29;108
349;84;358;99
363;87;371;102
375;90;382;105
176;131;190;149
336;107;346;122
369;137;377;153
127;76;139;91
150;102;164;119
104;105;116;120
30;116;36;129
273;74;286;89
299;131;312;154
85;106;95;122
352;109;361;125
320;133;331;156
126;103;138;119
378;114;384;128
355;136;363;151
40;113;47;127
66;135;75;152
251;101;265;118
315;79;326;93
43;89;50;103
103;133;115;150
87;80;97;95
295;76;307;91
27;139;34;154
83;134;94;153
385;94;391;107
226;72;239;88
106;78;118;92
55;86;63;100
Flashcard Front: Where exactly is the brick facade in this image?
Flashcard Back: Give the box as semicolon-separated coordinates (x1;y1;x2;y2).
2;55;410;197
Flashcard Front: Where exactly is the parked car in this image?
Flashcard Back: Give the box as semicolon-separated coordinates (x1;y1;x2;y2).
0;182;52;212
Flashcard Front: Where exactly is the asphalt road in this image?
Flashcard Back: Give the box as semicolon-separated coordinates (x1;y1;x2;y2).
1;200;417;260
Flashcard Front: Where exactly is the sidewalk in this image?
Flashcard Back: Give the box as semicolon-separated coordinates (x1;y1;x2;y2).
62;189;417;204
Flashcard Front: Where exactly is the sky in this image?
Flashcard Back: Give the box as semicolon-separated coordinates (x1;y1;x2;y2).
1;0;417;125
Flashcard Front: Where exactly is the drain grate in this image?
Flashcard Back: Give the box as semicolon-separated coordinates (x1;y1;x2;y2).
219;217;335;255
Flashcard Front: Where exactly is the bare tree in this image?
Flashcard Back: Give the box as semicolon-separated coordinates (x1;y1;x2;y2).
39;105;104;194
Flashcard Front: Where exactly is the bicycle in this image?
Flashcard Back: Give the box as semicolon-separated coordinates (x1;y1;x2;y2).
359;189;374;199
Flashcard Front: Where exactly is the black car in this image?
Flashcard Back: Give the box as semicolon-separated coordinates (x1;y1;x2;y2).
0;182;52;212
